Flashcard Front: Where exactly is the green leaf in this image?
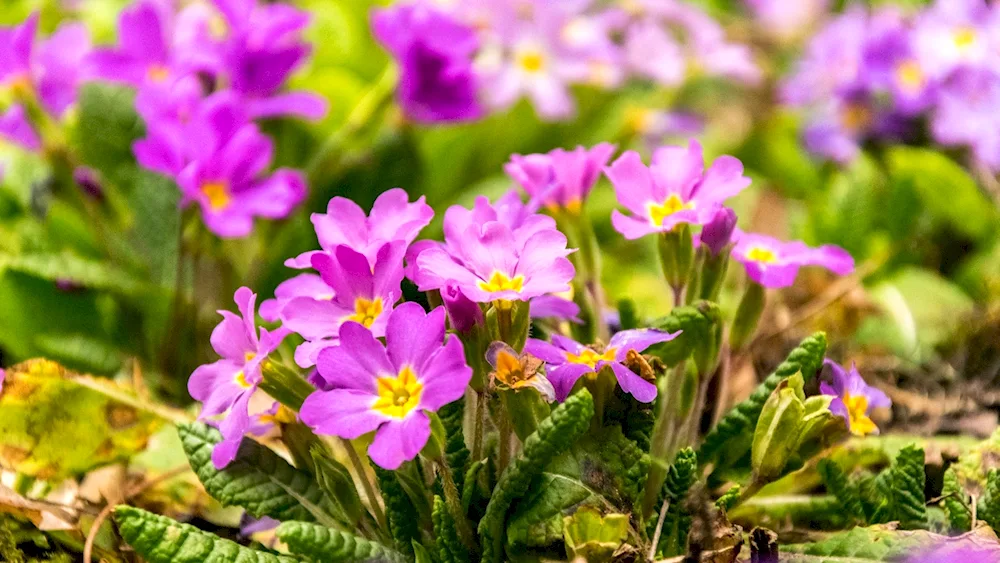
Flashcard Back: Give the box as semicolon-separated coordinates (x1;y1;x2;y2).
114;506;299;563
310;446;365;528
276;521;406;563
648;301;722;369
0;359;164;481
652;448;698;557
0;251;145;295
433;495;469;563
978;469;1000;532
373;464;420;557
73;83;144;180
715;486;741;512
857;471;893;525
505;426;649;552
890;444;927;529
886;146;997;240
178;423;340;527
439;398;470;492
698;333;827;469
941;466;972;532
817;459;864;522
478;388;594;563
782;525;1000;561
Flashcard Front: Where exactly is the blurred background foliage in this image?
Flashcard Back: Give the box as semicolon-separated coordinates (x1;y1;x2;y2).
2;0;998;429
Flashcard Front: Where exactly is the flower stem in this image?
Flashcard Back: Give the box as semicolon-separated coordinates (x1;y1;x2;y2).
259;361;315;411
339;438;388;534
471;391;485;462
642;363;686;517
437;459;478;553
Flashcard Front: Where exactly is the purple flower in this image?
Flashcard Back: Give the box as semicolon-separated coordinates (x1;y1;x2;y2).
441;284;484;333
745;0;827;40
820;359;890;437
912;0;995;81
732;231;854;288
529;294;581;324
524;329;679;403
699;206;737;255
281;243;405;368
606;140;751;240
905;543;997;563
505;143;616;213
188;287;290;468
172;93;306;238
300;303;472;470
414;198;575;303
0;13;91;148
286;188;433;270
0;105;40;151
931;68;1000;170
215;0;327;120
88;1;217;88
372;4;482;122
0;367;5;394
781;8;868;108
259;273;330;323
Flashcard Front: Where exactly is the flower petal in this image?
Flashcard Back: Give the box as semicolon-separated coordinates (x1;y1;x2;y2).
368;411;431;470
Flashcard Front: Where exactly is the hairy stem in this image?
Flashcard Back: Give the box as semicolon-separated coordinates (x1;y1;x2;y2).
340;438;388;534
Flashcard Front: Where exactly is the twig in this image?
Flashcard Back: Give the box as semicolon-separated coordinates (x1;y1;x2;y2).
83;502;115;563
648;497;670;561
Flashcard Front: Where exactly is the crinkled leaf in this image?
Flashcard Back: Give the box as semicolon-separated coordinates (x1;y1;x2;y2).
890;444;927;530
114;505;299;563
178;422;340;528
782;524;1000;561
276;521;406;563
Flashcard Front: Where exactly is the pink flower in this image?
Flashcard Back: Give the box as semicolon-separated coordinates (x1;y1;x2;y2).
732;231;854;288
300;303;471;470
280;243;405;368
607;139;751;240
188;287;290;468
820;359;891;437
505;143;616;213
525;329;679;402
286;188;433;270
414;195;575;303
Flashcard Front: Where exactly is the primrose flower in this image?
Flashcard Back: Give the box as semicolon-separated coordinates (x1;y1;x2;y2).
287;188;433;270
820;360;891;437
504;143;616;213
931;68;1000;170
731;231;854;288
372;4;482;122
259;273;329;323
414;199;575;303
530;294;581;324
525;329;679;403
173;94;306;238
0;14;90;149
912;0;995;81
300;303;471;470
281;243;405;368
441;284;485;334
606;140;751;239
0;367;5;394
216;0;327;120
188;287;290;468
486;341;554;402
699;206;737;255
88;0;219;88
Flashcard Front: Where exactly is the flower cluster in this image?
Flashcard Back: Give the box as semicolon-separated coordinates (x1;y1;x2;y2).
1;1;325;238
0;13;90;151
783;0;1000;168
371;0;759;123
107;0;326;237
188;138;878;472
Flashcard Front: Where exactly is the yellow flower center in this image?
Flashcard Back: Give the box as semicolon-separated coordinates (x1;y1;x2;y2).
746;246;778;264
479;271;525;294
895;60;924;92
147;64;170;83
648;194;694;227
625;107;655;134
840;102;872;133
259;405;297;425
565;347;617;368
346;297;383;328
843;392;877;436
201;181;231;211
373;366;424;418
588;60;616;88
9;73;32;98
234;370;252;389
517;50;545;74
953;27;977;51
208;14;229;40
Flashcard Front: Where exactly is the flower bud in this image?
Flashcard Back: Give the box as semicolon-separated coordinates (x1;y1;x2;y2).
442;284;484;333
730;281;766;351
700;206;737;256
73;166;104;201
751;373;806;482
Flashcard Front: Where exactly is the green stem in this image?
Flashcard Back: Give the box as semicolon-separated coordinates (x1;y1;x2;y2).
259;361;315;411
642;363;686;517
437;459;478;554
340;438;388;534
496;302;513;345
